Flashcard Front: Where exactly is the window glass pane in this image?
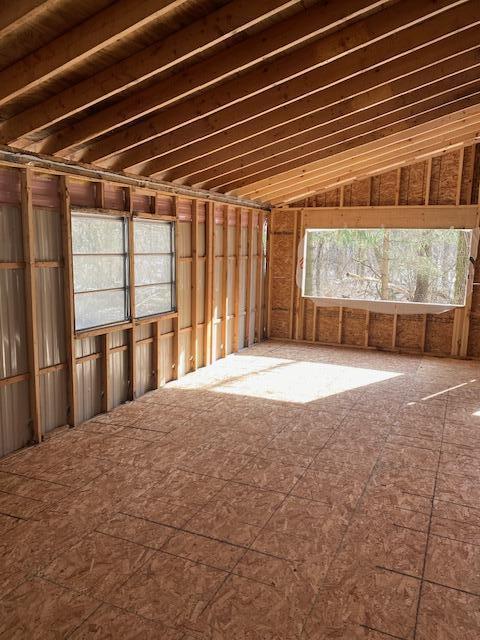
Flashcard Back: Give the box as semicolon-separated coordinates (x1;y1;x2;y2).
74;290;127;331
303;228;471;306
73;255;126;292
135;284;173;317
133;219;175;317
134;254;172;285
72;215;126;254
134;220;171;253
71;213;129;330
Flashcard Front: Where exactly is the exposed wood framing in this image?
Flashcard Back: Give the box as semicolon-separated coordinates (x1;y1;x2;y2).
245;210;254;347
59;175;77;427
204;201;214;365
233;207;242;351
127;188;136;399
191;200;199;369
255;212;265;342
20;169;42;442
221;204;229;357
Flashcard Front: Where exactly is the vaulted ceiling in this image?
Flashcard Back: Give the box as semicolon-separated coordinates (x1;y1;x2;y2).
1;0;480;205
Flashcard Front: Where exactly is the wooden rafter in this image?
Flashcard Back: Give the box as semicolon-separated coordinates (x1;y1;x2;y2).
0;0;299;145
232;106;480;202
66;0;464;168
0;0;188;108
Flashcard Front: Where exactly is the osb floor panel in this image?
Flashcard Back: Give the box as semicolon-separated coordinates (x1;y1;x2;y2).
1;341;480;639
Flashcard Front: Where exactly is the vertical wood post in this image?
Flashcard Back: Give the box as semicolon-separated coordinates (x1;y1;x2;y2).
255;211;264;343
59;175;77;426
266;213;273;338
245;209;254;347
173;196;181;378
21;169;42;442
204;201;214;364
101;333;110;412
191;199;199;370
126;187;136;400
221;204;229;357
233;207;242;352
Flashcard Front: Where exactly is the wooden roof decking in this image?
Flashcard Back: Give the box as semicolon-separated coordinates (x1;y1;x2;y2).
1;0;479;205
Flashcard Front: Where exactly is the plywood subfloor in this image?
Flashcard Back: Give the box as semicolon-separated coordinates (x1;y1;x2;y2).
0;341;480;639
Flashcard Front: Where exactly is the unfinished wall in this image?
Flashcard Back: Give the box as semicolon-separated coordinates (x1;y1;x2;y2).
0;165;265;458
268;146;480;359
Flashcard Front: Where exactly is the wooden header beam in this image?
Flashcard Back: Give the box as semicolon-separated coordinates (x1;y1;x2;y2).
281;204;480;229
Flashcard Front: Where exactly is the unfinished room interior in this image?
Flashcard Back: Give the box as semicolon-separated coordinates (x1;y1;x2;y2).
2;0;480;638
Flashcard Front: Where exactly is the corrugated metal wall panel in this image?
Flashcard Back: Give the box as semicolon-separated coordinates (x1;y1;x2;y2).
0;204;23;260
75;337;100;358
110;349;129;408
179;331;190;377
179;262;191;329
226;318;234;354
34;208;62;260
178;221;191;258
0;269;28;378
160;335;174;384
213;258;222;320
110;329;128;348
36;268;66;369
212;323;222;362
0;381;31;457
198;261;205;323
40;369;67;433
197;325;205;367
75;359;102;424
198;222;206;256
136;341;154;397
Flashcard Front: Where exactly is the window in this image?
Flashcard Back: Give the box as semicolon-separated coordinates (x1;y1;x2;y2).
134;219;176;318
303;228;472;306
72;213;129;330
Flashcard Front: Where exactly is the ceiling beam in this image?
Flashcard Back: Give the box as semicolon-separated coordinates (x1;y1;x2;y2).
275;134;478;204
203;88;480;194
71;0;464;168
0;0;188;108
22;0;378;153
0;1;59;40
235;109;480;200
0;0;300;144
132;6;480;179
242;112;480;200
153;40;480;185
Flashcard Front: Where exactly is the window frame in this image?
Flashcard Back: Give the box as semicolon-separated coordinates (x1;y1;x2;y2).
71;209;177;335
301;226;475;310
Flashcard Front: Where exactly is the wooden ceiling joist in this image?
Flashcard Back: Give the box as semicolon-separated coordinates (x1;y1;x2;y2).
130;4;480;180
159;41;480;186
238;108;480;198
0;0;299;144
0;0;59;40
0;0;479;207
232;107;480;202
30;0;385;156
0;0;189;108
67;0;463;169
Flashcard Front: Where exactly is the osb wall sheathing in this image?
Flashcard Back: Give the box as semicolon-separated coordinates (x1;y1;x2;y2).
269;147;480;359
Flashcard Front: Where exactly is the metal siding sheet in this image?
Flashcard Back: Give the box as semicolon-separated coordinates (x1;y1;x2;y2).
0;269;28;378
197;222;206;256
0;204;23;261
213;258;222;320
0;381;31;457
160;334;174;384
110;349;129;408
40;369;67;433
227;318;234;354
196;325;205;367
212;322;222;362
197;261;205;324
75;359;102;423
178;221;191;258
110;329;128;348
36;268;66;369
179;331;190;377
75;337;100;358
136;341;154;397
179;261;191;330
34;207;62;261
